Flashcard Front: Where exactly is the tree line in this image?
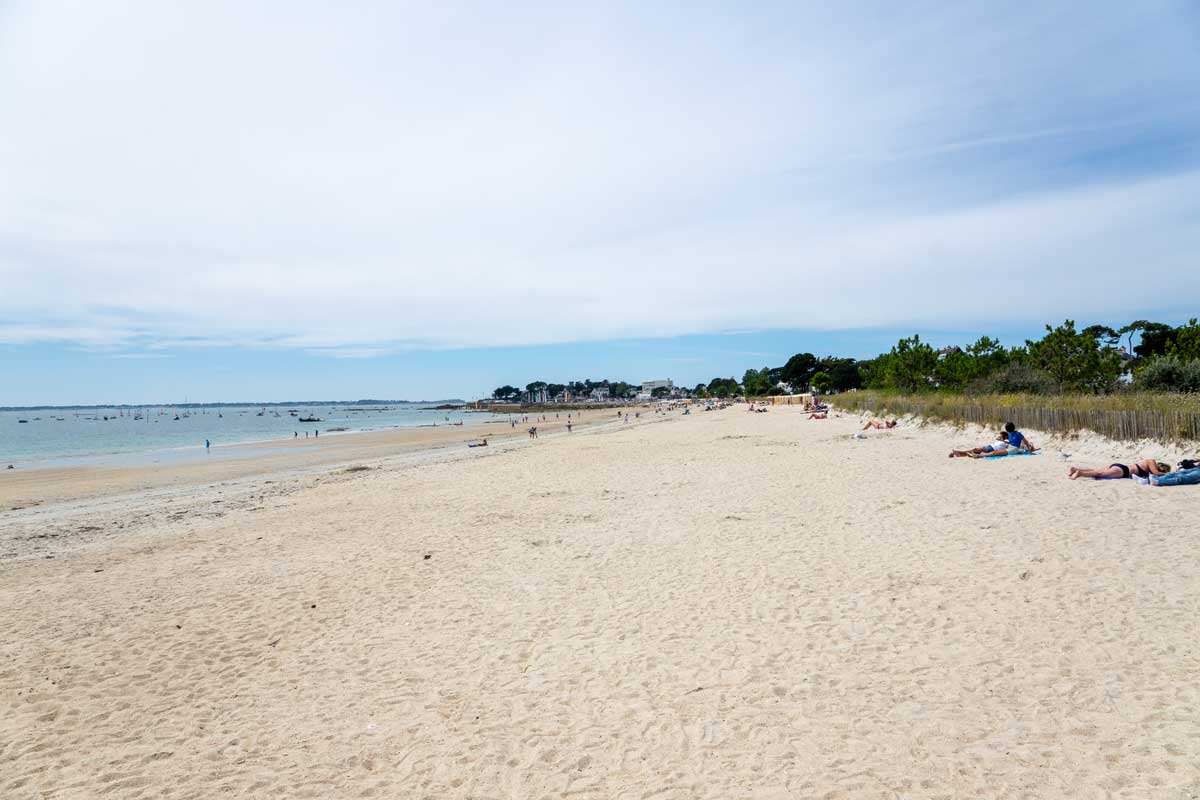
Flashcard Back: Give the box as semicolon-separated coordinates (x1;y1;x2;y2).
492;379;640;401
738;318;1200;397
490;318;1200;403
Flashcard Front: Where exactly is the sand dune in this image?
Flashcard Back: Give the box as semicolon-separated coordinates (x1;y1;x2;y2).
2;406;1198;798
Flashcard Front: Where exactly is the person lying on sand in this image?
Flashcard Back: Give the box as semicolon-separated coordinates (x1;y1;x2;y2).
1068;459;1170;480
468;438;488;448
949;433;1011;458
1149;460;1200;486
862;419;897;430
808;412;828;420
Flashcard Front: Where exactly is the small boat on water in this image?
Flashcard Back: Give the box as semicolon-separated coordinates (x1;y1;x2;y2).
299;416;322;422
17;419;28;423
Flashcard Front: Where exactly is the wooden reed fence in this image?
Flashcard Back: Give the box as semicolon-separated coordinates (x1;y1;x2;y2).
832;394;1200;444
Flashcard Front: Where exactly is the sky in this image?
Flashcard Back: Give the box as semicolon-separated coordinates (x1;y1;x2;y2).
2;2;1199;404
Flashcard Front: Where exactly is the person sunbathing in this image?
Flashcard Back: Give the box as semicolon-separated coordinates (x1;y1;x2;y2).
808;412;828;420
862;418;897;430
949;433;1011;458
1068;459;1170;480
1149;460;1200;486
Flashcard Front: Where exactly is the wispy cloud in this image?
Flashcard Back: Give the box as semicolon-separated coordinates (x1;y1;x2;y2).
1;2;1198;355
104;353;173;360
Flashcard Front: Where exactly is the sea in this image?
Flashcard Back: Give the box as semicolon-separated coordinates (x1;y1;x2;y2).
0;403;501;468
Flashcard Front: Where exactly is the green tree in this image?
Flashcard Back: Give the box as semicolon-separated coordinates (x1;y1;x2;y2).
1130;321;1175;358
742;366;772;396
651;386;671;398
1166;318;1200;361
810;371;833;393
707;376;739;397
870;335;938;392
1083;325;1120;348
818;357;862;391
934;336;1013;390
492;385;519;400
780;352;817;389
1026;320;1121;393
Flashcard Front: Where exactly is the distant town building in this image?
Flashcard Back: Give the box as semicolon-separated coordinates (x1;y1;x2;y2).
638;379;674;400
590;387;610;401
522;387;550;404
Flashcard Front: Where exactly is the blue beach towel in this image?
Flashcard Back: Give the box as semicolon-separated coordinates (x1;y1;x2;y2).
983;450;1039;459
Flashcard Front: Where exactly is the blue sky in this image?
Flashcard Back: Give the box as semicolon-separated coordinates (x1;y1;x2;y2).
2;2;1199;404
0;321;1181;406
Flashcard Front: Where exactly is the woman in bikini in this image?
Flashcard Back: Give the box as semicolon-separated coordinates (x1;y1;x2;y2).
1068;459;1170;480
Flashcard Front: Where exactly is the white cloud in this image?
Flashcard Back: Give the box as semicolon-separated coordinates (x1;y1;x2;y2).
1;1;1198;353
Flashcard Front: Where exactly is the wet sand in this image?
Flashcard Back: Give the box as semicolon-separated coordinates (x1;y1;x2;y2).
0;407;625;510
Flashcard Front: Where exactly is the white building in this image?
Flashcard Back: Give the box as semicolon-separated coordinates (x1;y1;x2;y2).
522;387;550;404
590;387;610;401
637;378;674;400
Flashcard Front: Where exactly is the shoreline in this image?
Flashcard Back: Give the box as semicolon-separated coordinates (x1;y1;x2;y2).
0;406;643;511
2;416;499;472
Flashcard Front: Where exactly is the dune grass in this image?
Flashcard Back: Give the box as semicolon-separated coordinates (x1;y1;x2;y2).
831;390;1200;444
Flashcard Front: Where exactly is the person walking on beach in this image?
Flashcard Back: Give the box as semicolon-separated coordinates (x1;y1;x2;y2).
567;420;573;433
205;438;210;452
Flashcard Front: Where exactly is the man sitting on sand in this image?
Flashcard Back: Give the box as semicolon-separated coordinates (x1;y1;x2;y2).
862;418;897;430
1003;421;1039;453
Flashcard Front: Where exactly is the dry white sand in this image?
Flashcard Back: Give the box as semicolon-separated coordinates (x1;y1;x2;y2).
2;405;1198;798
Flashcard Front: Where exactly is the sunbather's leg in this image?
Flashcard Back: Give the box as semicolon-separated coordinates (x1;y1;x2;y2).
1069;465;1123;479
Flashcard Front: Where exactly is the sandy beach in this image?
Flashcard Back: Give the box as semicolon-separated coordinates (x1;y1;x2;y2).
2;404;1198;798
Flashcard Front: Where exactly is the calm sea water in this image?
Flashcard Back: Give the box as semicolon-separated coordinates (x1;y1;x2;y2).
0;404;500;467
